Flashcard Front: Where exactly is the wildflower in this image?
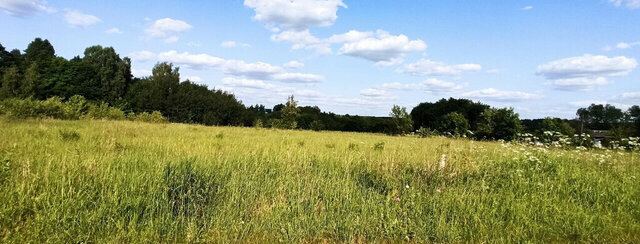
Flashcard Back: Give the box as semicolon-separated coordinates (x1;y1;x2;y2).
395;197;401;202
436;188;441;193
405;184;410;189
440;154;446;169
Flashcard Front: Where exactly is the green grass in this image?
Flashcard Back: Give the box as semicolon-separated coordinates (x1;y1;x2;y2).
0;119;639;243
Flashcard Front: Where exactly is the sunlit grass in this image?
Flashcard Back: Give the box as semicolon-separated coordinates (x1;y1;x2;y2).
0;119;639;242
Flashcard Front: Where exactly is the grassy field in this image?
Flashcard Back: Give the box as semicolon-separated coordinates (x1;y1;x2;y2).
0;119;639;243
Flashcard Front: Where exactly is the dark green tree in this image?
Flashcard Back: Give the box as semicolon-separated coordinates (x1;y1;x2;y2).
82;46;132;103
438;112;469;136
476;108;522;141
24;38;55;66
0;66;22;99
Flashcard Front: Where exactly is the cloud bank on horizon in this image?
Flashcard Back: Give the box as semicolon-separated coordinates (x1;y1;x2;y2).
0;0;639;119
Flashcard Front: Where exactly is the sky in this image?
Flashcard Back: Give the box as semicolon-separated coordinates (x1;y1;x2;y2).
1;0;639;119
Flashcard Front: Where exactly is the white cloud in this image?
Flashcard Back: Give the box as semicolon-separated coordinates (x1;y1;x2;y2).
131;50;322;83
221;41;236;48
131;69;152;78
361;78;465;99
360;88;389;97
283;60;304;69
0;0;55;16
547;77;609;91
270;29;425;62
271;72;323;83
220;41;251;48
616;41;640;49
537;54;637;91
522;6;533;10
327;30;373;43
128;51;157;62
221;77;322;99
420;78;465;92
338;30;426;65
163;36;179;43
222;60;283;79
270;30;331;54
244;0;347;30
64;10;101;27
105;27;123;34
609;0;640;9
620;91;640;101
156;50;226;69
145;18;192;42
460;88;541;102
399;59;482;76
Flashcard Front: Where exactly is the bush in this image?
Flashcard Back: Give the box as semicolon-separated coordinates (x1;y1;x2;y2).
62;95;87;120
0;97;66;119
417;127;438;138
84;102;125;120
438;112;469;137
310;120;324;131
134;111;168;123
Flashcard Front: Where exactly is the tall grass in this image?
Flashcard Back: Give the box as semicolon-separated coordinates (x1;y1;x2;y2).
0;119;638;242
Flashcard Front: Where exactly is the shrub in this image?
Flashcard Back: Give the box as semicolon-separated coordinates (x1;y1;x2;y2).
253;119;264;128
373;141;385;150
438;112;469;137
62;95;87;120
164;161;218;219
417;127;438;138
59;129;80;141
134;111;168;123
310;120;324;131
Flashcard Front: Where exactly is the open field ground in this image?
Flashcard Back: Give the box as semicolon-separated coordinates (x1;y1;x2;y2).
0;119;639;242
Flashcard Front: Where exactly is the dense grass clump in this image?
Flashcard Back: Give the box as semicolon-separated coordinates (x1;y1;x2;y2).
0;119;639;242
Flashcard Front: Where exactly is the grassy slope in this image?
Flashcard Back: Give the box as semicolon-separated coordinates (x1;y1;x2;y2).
0;119;638;243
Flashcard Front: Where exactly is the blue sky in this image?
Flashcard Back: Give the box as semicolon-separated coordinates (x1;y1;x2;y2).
1;0;639;118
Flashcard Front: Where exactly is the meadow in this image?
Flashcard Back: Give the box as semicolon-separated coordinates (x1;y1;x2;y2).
0;119;639;243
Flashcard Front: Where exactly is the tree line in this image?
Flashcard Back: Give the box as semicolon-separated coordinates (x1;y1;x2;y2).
1;38;639;142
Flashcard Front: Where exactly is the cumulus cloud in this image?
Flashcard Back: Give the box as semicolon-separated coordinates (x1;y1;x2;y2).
64;10;101;27
360;88;389;97
128;51;157;62
283;60;304;69
360;78;465;99
616;41;640;49
537;54;637;91
547;77;609;91
145;18;192;43
420;78;465;92
220;41;251;48
163;36;179;43
270;30;331;54
130;50;323;83
105;27;123;34
270;29;425;64
338;30;426;65
609;0;640;9
460;88;541;102
0;0;55;16
131;68;152;78
244;0;346;30
398;59;482;76
620;91;640;101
